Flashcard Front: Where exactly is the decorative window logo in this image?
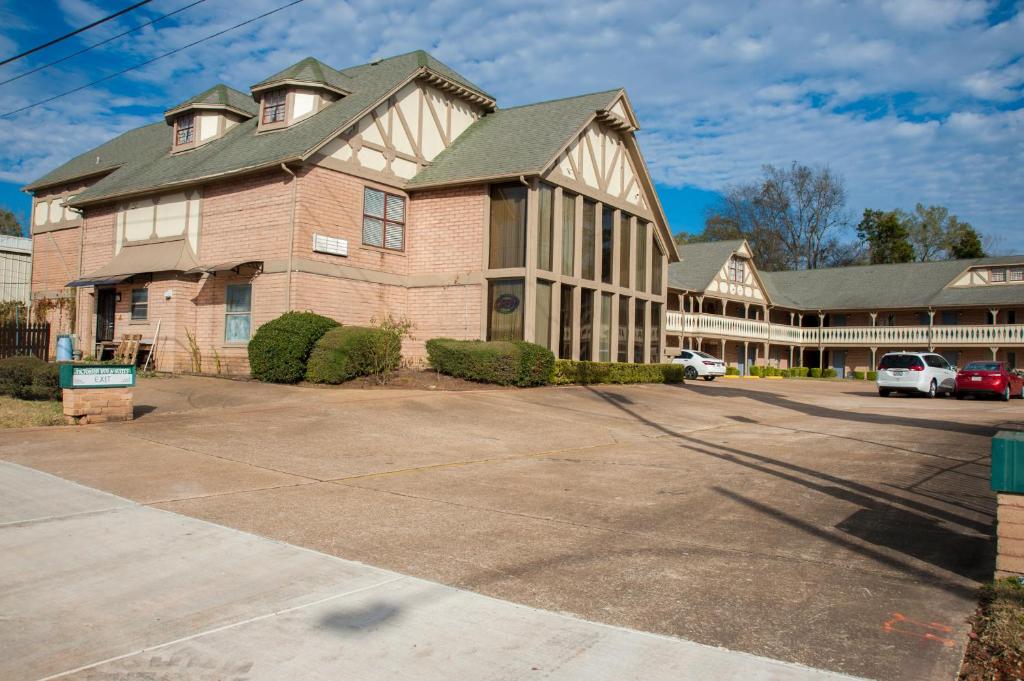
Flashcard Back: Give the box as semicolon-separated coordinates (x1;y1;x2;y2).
494;293;520;314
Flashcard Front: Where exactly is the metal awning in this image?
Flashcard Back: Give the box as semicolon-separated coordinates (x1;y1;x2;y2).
65;274;132;288
184;260;263;276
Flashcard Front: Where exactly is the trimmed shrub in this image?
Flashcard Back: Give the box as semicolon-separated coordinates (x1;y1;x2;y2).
305;326;401;384
0;356;62;400
852;370;866;380
809;367;822;378
781;368;793;378
248;312;339;383
867;370;878;381
793;366;809;377
426;339;555;387
551;360;684;385
725;366;740;376
748;365;762;377
822;368;837;378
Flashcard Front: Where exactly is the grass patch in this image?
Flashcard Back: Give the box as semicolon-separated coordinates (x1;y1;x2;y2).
0;396;65;428
960;577;1024;679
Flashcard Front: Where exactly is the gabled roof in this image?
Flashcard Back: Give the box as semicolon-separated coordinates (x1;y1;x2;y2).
164;84;258;120
668;240;747;293
29;51;469;203
250;56;353;95
407;90;622;189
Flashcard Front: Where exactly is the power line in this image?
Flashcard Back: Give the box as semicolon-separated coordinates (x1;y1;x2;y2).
0;0;308;119
0;1;155;67
0;0;209;88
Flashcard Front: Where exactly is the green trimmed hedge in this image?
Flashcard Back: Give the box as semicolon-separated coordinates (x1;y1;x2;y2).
867;370;878;381
248;311;340;383
306;326;400;384
809;367;822;378
0;356;62;400
792;366;809;377
822;368;837;378
725;366;740;376
551;360;685;385
426;339;554;387
851;370;865;380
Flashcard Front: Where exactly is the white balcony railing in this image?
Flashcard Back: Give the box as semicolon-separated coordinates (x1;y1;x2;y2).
665;312;1024;348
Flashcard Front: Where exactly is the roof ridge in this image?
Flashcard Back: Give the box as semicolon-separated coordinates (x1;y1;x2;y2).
497;88;622;112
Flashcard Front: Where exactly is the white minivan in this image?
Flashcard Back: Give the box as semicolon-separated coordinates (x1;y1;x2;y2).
876;351;957;398
671;350;727;381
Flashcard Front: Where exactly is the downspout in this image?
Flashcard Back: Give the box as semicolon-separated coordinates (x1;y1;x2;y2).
281;163;297;311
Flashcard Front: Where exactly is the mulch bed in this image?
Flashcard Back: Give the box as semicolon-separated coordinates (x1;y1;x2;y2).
960;578;1024;680
322;368;507;392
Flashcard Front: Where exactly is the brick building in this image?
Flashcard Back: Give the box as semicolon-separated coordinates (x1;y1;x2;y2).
25;51;675;373
667;240;1024;376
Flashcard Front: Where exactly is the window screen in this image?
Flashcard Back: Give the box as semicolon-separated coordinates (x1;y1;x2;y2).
225;284;252;342
362;187;405;251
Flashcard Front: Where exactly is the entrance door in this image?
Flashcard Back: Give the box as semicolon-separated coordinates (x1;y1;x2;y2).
832;349;847;378
95;288;116;343
736;345;745;375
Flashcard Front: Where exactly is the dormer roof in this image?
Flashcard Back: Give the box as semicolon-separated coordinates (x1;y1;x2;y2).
250;57;353;96
164;84;258;123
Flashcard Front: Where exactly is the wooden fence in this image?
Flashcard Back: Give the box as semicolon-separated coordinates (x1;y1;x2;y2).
0;322;50;360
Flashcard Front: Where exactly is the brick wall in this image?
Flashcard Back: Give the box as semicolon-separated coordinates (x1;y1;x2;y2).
407;186;486;275
997;493;1024;577
199;169;293;263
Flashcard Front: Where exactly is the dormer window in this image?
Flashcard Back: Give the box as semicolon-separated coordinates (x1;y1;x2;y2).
175;114;195;146
728;257;745;283
262;90;286;124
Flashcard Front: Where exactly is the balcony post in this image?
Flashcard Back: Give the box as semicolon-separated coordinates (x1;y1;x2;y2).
991;308;1000;325
928;308;935;352
870;347;877;373
992;347;999;361
870;312;877;327
743;340;750;376
789;345;794;369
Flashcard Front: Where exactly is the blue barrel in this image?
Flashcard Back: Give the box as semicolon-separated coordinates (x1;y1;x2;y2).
56;335;73;362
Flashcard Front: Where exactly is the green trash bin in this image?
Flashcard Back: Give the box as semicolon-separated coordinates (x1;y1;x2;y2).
991;431;1024;493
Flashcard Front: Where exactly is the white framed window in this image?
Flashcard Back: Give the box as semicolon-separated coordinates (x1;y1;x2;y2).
262;90;286;124
130;288;148;321
728;257;745;283
175;114;195;145
1010;268;1023;282
992;268;1007;283
225;284;252;342
362;187;405;250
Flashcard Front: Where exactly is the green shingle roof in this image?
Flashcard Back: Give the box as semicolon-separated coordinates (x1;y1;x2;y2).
407;90;622;188
165;84;257;117
668;240;746;292
250;56;353;94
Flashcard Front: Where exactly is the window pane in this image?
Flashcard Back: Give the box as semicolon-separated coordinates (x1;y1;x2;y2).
617;295;629;362
579;288;594;360
535;280;552;349
651;238;663;294
559;284;574;359
364;188;385;218
650;302;661;362
384;221;404;250
633;299;646;362
362;217;384;247
537;184;554;271
225;314;251;342
489;184;527;269
561;193;575;276
487;278;524;341
581;199;596;280
635;222;647;293
385;194;405;223
601;206;614;284
131;288;148;321
599;293;612;362
619;214;631;287
226;284;251;312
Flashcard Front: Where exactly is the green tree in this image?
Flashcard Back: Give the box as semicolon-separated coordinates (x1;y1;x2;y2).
856;209;914;264
0;208;22;237
946;218;986;259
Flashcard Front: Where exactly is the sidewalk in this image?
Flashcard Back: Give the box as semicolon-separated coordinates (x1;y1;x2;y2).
0;461;865;681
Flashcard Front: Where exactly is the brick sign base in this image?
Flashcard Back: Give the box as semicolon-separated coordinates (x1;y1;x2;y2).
63;387;134;425
996;493;1024;577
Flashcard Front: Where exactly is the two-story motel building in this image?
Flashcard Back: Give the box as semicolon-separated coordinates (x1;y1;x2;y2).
25;51;674;373
666;240;1024;376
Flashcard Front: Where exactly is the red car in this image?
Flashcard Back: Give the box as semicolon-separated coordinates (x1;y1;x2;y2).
955;361;1024;401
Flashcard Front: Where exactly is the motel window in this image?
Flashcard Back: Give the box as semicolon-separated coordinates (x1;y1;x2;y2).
362;187;406;251
941;311;959;325
633;299;646;362
617;295;630;362
1011;268;1024;282
619;213;631;287
650;302;662;362
225;284;252;342
262;90;286;124
579;288;595;360
130;288;148;321
651;238;664;294
601;206;614;284
635;222;647;293
175;114;195;145
599;292;613;362
728;257;745;283
581;199;596;280
559;284;574;359
537;183;554;272
535;280;553;349
992;268;1007;283
561;193;576;276
487;278;524;341
489;184;527;268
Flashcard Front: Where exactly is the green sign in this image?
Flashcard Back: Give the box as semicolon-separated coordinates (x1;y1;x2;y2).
59;364;136;389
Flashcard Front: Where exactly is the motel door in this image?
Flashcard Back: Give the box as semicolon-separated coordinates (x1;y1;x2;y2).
95;288;116;343
832;350;847;379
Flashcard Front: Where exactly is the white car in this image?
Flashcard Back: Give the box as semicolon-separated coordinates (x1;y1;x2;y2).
672;350;727;381
876;351;957;398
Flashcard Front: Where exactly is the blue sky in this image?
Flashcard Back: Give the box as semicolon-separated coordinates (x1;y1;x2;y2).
0;0;1021;251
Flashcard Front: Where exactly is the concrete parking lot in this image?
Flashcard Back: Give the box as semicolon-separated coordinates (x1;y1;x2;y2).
2;375;1016;680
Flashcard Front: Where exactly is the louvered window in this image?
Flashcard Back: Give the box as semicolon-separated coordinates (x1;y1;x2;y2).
362;187;406;251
